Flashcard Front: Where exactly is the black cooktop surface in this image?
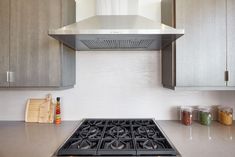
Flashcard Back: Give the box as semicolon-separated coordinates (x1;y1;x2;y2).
57;119;178;156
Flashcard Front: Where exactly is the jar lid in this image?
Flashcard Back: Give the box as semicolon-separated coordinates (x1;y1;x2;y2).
198;107;211;113
217;105;224;109
221;106;233;113
180;106;193;112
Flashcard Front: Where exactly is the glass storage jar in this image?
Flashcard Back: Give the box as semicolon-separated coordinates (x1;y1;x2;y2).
220;107;233;126
217;105;223;122
199;108;212;126
180;107;193;126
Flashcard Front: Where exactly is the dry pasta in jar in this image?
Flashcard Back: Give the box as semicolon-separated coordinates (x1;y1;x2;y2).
219;107;233;126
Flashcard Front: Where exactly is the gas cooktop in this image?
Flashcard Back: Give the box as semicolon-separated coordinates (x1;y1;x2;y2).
55;119;180;156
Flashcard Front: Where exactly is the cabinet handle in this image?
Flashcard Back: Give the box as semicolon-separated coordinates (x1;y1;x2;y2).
6;71;9;82
225;71;229;82
9;72;15;83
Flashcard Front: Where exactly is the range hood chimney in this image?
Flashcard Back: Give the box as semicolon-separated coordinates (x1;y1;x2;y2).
49;0;184;51
49;15;184;51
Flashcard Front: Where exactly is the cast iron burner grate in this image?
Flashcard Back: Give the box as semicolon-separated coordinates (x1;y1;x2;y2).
56;119;178;156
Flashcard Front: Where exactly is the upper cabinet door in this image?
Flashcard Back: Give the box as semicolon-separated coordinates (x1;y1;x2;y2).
0;0;10;87
227;0;235;86
10;0;61;87
176;0;227;87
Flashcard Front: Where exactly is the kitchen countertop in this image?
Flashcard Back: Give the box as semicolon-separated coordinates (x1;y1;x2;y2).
0;120;234;157
158;121;235;157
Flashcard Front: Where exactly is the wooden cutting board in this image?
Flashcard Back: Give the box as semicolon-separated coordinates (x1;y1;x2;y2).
25;96;55;123
38;100;51;123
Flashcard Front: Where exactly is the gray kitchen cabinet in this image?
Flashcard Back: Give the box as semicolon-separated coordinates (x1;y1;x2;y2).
0;0;76;88
161;0;233;90
0;0;10;87
227;0;235;87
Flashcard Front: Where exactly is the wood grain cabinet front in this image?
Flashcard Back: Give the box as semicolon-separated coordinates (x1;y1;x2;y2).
161;0;235;90
0;0;76;88
0;0;10;87
227;0;235;87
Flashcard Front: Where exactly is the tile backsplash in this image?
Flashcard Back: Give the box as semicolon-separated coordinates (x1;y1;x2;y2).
0;51;234;120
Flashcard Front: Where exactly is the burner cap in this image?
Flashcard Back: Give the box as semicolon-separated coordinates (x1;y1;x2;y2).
137;126;158;138
81;126;99;138
137;126;147;134
77;139;92;149
89;126;98;133
142;140;158;150
109;126;127;138
109;140;126;150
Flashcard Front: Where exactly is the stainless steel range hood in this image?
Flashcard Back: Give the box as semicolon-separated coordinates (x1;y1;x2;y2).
49;15;184;51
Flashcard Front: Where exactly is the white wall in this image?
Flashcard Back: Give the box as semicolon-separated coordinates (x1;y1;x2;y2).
79;0;161;21
0;0;235;121
96;0;138;15
1;51;235;120
76;0;96;21
138;0;161;21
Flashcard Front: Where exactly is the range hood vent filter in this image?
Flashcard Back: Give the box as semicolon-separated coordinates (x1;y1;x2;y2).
81;39;154;49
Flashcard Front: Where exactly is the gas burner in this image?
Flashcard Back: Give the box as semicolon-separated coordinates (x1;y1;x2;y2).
138;126;156;137
137;139;172;151
82;125;98;132
137;126;149;134
72;125;103;139
108;139;126;150
134;126;163;139
98;139;136;155
109;126;128;138
81;126;99;138
101;139;133;150
77;139;92;149
68;138;82;149
142;139;158;149
68;139;98;150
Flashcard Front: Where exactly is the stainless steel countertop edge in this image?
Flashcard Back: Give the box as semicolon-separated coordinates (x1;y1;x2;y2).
153;120;181;157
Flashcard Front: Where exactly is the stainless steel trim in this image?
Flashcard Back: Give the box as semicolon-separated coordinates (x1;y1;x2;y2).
48;15;184;51
9;71;15;83
152;119;181;157
52;120;85;157
49;16;184;35
6;71;9;82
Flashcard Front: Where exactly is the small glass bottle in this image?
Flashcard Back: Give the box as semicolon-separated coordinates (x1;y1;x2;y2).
55;97;61;124
180;107;193;126
199;108;212;126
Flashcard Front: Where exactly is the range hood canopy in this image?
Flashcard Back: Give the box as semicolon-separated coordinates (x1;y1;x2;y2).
49;15;184;51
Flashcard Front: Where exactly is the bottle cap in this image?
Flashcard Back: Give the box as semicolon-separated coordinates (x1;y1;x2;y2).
56;97;60;102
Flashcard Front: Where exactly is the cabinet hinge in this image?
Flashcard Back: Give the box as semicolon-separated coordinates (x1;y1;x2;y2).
225;71;229;82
